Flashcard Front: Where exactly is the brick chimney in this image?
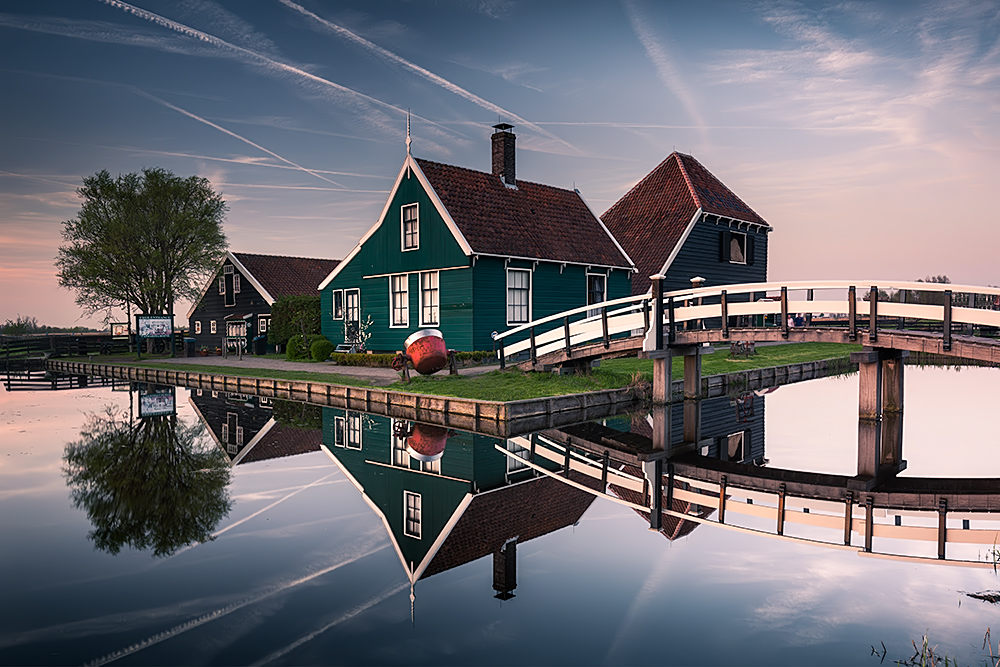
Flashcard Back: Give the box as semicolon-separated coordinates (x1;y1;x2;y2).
491;123;515;186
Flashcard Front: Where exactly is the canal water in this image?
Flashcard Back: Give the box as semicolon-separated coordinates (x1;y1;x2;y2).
2;366;999;665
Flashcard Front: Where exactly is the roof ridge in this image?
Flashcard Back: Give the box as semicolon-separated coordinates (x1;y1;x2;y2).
673;153;703;209
413;156;578;194
233;251;338;263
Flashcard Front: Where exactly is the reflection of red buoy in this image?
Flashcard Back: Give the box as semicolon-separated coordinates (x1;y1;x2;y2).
406;423;453;462
404;329;448;375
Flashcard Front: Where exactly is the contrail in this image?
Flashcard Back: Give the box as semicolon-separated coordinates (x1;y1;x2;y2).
131;88;345;188
251;582;408;665
98;0;459;141
621;0;708;144
83;537;390;667
277;0;577;152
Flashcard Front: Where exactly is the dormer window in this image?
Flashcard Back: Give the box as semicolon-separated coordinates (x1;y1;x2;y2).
720;230;753;265
402;204;419;251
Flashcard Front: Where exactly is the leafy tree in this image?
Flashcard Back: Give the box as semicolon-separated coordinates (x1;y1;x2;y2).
1;314;39;335
268;295;321;346
56;168;228;321
63;406;232;557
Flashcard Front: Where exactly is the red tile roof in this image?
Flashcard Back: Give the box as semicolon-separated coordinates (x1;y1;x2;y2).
601;153;768;294
233;253;339;299
414;158;632;269
422;472;600;580
238;423;322;465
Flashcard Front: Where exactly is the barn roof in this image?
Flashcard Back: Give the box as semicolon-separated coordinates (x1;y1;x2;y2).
601;152;769;294
232;252;339;300
413;158;633;269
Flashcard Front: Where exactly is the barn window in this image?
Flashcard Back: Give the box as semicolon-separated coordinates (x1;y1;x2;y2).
210;320;217;334
402;204;419;251
390;274;409;327
506;268;531;325
233;273;241;293
720;230;754;265
194;321;201;334
587;273;606;318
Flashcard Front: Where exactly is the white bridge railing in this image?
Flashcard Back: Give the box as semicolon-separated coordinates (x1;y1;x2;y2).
492;280;1000;365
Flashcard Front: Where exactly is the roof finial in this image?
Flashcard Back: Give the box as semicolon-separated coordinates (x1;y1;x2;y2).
406;109;412;156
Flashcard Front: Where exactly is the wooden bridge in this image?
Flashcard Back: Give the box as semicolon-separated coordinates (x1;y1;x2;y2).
493;279;1000;402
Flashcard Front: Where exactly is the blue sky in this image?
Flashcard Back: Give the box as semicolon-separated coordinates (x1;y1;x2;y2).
2;0;998;326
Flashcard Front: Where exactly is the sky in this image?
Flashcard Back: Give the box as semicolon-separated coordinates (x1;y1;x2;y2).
2;0;999;328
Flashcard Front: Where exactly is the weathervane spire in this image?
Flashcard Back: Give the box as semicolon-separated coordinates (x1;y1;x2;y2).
406;110;411;156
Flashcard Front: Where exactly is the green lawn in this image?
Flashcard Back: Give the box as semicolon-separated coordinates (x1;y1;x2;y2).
63;342;861;402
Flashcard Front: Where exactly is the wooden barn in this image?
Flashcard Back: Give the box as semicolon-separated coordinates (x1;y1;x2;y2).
318;124;634;353
186;252;339;354
601;152;772;296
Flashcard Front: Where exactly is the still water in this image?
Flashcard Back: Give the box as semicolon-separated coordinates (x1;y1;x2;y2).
2;366;1000;665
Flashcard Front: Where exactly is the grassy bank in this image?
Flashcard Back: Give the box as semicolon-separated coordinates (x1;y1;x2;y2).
62;342;861;402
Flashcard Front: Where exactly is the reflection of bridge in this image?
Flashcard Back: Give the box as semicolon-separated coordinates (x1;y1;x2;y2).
499;401;1000;568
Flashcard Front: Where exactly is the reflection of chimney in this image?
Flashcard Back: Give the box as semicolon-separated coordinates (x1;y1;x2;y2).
492;538;517;600
491;123;516;186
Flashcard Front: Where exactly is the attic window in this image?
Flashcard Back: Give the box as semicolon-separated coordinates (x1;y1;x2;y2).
720;230;754;265
402;204;419;251
404;491;422;539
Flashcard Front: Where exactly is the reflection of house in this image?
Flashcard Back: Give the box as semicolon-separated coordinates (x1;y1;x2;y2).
322;408;599;600
601;153;771;296
187;252;339;353
318;124;634;352
189;390;321;465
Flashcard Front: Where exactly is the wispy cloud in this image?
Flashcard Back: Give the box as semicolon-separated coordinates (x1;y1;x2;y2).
621;0;708;144
276;0;577;153
131;88;345;188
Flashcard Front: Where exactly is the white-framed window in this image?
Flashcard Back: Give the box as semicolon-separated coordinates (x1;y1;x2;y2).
332;290;344;320
420;271;439;326
391;420;409;467
233;273;241;293
404;491;421;539
258;317;268;333
727;431;746;461
345;289;360;343
586;273;607;318
506;439;530;473
390;274;409;328
218;275;226;295
506;268;531;325
334;416;345;447
346;412;362;450
222;422;229;443
194;321;202;334
210;320;217;334
421;458;441;474
236;426;244;447
258;396;272;406
721;230;748;265
402;204;419;251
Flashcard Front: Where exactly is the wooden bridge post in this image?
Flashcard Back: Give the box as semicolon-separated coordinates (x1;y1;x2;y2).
644;458;663;531
652;275;665;351
869;286;878;344
848;286;857;341
943;290;952;351
652;355;671;404
529;326;537;365
720;290;729;338
897;289;906;330
601;306;609;348
843;491;854;546
937;498;947;560
563;317;571;356
780;286;789;338
966;292;975;336
806;289;814;327
864;496;874;552
498;338;505;370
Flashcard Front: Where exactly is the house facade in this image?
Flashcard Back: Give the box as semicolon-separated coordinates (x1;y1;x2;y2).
187;252;339;353
601;152;772;296
318;125;635;353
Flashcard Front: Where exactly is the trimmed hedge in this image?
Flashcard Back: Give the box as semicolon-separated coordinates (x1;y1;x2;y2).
310;338;336;362
328;350;497;368
287;333;324;361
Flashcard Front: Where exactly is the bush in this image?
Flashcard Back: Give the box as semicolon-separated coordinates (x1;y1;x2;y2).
310;338;335;362
286;333;324;361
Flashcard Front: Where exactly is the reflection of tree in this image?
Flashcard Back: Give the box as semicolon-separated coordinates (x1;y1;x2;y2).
63;407;232;557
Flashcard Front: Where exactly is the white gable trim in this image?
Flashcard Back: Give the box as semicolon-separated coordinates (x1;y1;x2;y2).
317;155;474;290
185;250;276;320
659;208;703;277
574;189;636;271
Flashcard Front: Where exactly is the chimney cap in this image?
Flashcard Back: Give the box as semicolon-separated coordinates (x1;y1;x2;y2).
492;122;515;133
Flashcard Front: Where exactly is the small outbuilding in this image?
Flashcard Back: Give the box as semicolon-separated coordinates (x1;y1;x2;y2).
187;252;339;354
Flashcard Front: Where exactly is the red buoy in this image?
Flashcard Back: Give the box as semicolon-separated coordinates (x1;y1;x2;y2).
404;329;448;375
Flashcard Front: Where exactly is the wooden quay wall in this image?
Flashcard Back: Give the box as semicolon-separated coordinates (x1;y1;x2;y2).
45;360;638;438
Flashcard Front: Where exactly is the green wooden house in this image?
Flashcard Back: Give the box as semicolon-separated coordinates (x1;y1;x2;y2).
318;124;635;352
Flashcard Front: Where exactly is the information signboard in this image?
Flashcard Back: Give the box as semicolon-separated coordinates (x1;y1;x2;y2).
136;315;173;338
111;322;129;338
138;385;176;418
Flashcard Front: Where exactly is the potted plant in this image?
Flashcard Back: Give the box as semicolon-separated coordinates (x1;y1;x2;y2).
199;347;209;357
